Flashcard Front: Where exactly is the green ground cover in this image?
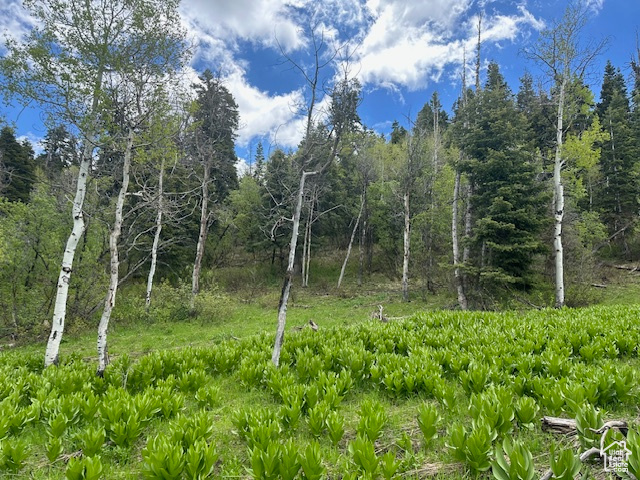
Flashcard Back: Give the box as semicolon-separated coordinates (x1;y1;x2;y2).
1;302;639;479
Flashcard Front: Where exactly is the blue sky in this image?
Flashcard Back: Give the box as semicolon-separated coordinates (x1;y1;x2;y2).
1;0;639;171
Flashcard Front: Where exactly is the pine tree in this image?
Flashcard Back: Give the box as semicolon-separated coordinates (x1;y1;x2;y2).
0;127;36;203
462;63;548;289
253;141;265;181
595;61;637;245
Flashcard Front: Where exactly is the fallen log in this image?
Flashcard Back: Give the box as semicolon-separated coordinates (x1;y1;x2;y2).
541;416;577;434
541;417;629;436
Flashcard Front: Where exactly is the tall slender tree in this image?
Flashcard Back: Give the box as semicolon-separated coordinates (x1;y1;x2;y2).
525;2;606;307
188;71;239;306
594;62;637;249
95;0;188;376
0;0;188;366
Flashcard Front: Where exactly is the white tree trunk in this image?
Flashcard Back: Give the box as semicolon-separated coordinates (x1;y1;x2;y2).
272;170;315;366
301;201;311;287
358;211;366;287
304;217;311;287
146;157;164;308
402;191;411;302
191;162;210;307
44;138;94;367
338;195;364;289
97;128;134;376
553;80;566;308
462;183;472;265
452;170;468;310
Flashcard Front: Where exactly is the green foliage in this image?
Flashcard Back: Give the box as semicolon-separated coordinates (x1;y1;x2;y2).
195;384;221;410
456;62;549;292
325;410;345;445
1;303;640;478
417;402;440;446
514;396;539;428
549;445;581;480
46;436;64;463
169;411;215;450
448;419;496;473
575;403;603;450
184;439;218;480
279;439;302;480
279;384;304;428
380;450;401;480
142;435;185;480
469;387;515;437
627;428;640;479
65;455;103;480
460;361;491;394
299;441;325;480
249;443;280;480
307;402;330;437
0;438;30;472
76;425;105;457
348;434;379;476
357;399;387;442
491;438;535;480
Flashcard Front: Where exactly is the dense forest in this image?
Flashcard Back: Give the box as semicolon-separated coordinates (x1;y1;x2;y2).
1;0;639;366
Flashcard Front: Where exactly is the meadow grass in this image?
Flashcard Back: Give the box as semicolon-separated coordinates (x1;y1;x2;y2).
1;264;639;479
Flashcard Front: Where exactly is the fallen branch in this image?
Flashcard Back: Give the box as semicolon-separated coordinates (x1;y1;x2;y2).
541;417;629;436
610;263;639;272
590;420;629;436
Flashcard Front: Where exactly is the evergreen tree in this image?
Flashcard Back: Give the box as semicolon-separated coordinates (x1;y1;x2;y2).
516;73;556;164
390;120;407;144
253;141;265;181
37;125;77;174
0;127;36;203
189;70;240;299
462;63;548;289
595;61;636;244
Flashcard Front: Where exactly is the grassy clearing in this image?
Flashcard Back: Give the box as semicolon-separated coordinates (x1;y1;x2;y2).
1;300;639;479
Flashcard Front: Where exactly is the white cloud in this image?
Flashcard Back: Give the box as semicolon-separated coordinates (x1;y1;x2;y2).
0;0;38;47
180;0;305;54
355;1;543;91
585;0;605;13
225;67;306;149
236;157;251;177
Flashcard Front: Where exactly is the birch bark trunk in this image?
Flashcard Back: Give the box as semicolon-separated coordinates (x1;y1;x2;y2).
301;200;311;287
44;127;98;367
462;184;472;266
191;161;210;308
452;170;468;309
338;195;364;289
553;79;566;308
401;191;411;302
272;170;315;366
304;216;311;287
96;128;134;376
358;199;366;287
146;157;164;308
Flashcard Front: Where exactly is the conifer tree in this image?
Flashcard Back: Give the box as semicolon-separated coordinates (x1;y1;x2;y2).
461;63;548;290
0;127;36;203
595;61;637;247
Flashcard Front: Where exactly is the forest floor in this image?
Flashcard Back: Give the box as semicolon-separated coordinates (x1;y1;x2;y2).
1;263;639;479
